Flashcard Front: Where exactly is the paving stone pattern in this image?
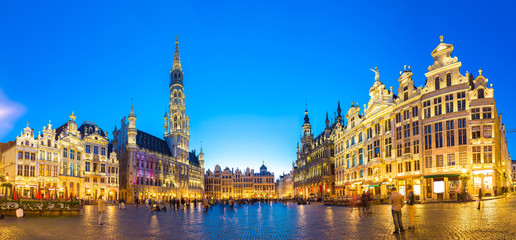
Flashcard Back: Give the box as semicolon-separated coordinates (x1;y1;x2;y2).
1;196;515;239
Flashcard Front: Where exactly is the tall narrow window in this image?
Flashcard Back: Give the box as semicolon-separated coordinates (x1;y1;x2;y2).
434;122;443;148
434;98;442;116
413;121;419;135
446;73;452;87
445;94;454;113
484;146;492;163
472;146;481;164
413;140;420;154
457;92;466;111
483;125;492;138
425;156;433;168
458;118;467;145
435;76;440;90
424;125;432;150
385;138;392;157
446;120;455;147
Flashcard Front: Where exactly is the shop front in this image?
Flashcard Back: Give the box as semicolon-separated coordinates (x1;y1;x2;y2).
423;174;461;201
472;169;495;197
391;177;422;201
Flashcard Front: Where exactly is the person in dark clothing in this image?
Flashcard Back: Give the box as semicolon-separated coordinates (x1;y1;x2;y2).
477;188;482;209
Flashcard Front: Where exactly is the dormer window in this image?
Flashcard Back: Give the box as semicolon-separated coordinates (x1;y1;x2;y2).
478;89;484;99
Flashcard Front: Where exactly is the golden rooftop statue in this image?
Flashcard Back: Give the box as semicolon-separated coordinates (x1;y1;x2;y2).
440;35;443;43
370;67;379;81
70;111;76;121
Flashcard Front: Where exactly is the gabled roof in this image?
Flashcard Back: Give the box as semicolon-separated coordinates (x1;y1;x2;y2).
189;151;200;167
136;130;172;156
78;122;106;138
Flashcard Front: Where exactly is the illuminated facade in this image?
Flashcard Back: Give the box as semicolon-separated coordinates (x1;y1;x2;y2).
276;171;293;199
293;109;337;199
0;113;119;200
79;121;119;201
205;164;275;199
113;37;204;203
331;36;511;201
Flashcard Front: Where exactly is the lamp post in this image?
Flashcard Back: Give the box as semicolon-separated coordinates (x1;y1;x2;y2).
459;165;469;201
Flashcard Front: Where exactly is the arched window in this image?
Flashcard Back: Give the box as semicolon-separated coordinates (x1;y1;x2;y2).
446;73;452;87
360;170;364;178
174;91;177;97
435;76;440;90
478;89;484;99
48;140;51;147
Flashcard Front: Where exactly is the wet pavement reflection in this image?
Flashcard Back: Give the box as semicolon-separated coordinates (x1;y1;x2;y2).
0;196;515;239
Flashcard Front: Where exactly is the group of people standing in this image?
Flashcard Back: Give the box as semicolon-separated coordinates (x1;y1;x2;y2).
388;185;416;234
134;197;202;211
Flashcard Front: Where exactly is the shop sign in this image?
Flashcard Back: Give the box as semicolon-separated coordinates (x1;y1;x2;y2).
472;169;494;174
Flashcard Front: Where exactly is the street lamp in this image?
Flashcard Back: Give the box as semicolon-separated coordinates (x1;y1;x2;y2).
459;165;469;201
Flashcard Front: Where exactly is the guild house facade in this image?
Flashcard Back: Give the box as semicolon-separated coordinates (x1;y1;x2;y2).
295;36;511;201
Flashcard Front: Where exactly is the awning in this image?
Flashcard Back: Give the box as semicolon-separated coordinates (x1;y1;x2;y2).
369;184;380;188
361;181;373;186
424;174;460;178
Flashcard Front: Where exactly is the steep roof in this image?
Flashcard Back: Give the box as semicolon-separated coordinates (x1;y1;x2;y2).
135;130;172;156
189;151;200;167
78;122;106;138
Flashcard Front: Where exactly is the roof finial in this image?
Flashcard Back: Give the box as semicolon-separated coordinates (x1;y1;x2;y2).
172;35;182;71
479;68;483;75
70;111;76;121
404;65;406;71
440;35;443;43
130;98;136;117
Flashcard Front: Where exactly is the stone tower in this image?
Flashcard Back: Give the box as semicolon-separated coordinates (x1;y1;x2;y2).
165;36;190;162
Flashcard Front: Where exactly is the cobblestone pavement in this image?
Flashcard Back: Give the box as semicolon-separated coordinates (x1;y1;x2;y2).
1;196;515;240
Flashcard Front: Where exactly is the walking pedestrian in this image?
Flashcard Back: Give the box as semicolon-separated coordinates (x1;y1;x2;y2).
203;197;209;212
477;188;482;209
136;198;139;208
361;191;368;213
406;185;415;229
98;195;106;226
389;187;405;234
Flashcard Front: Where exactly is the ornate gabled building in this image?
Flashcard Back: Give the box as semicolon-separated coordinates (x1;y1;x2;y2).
293;107;338;199
113;37;204;203
78;121;119;201
329;36;511;201
0;113;119;201
204;164;275;199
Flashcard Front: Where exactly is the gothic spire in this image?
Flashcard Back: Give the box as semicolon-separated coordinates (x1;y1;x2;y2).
129;99;136;118
337;101;342;117
325;112;330;128
172;36;182;72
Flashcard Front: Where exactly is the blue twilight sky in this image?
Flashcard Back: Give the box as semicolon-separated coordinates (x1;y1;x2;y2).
1;1;516;178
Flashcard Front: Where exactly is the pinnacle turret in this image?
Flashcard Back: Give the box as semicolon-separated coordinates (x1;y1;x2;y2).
172;36;182;72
